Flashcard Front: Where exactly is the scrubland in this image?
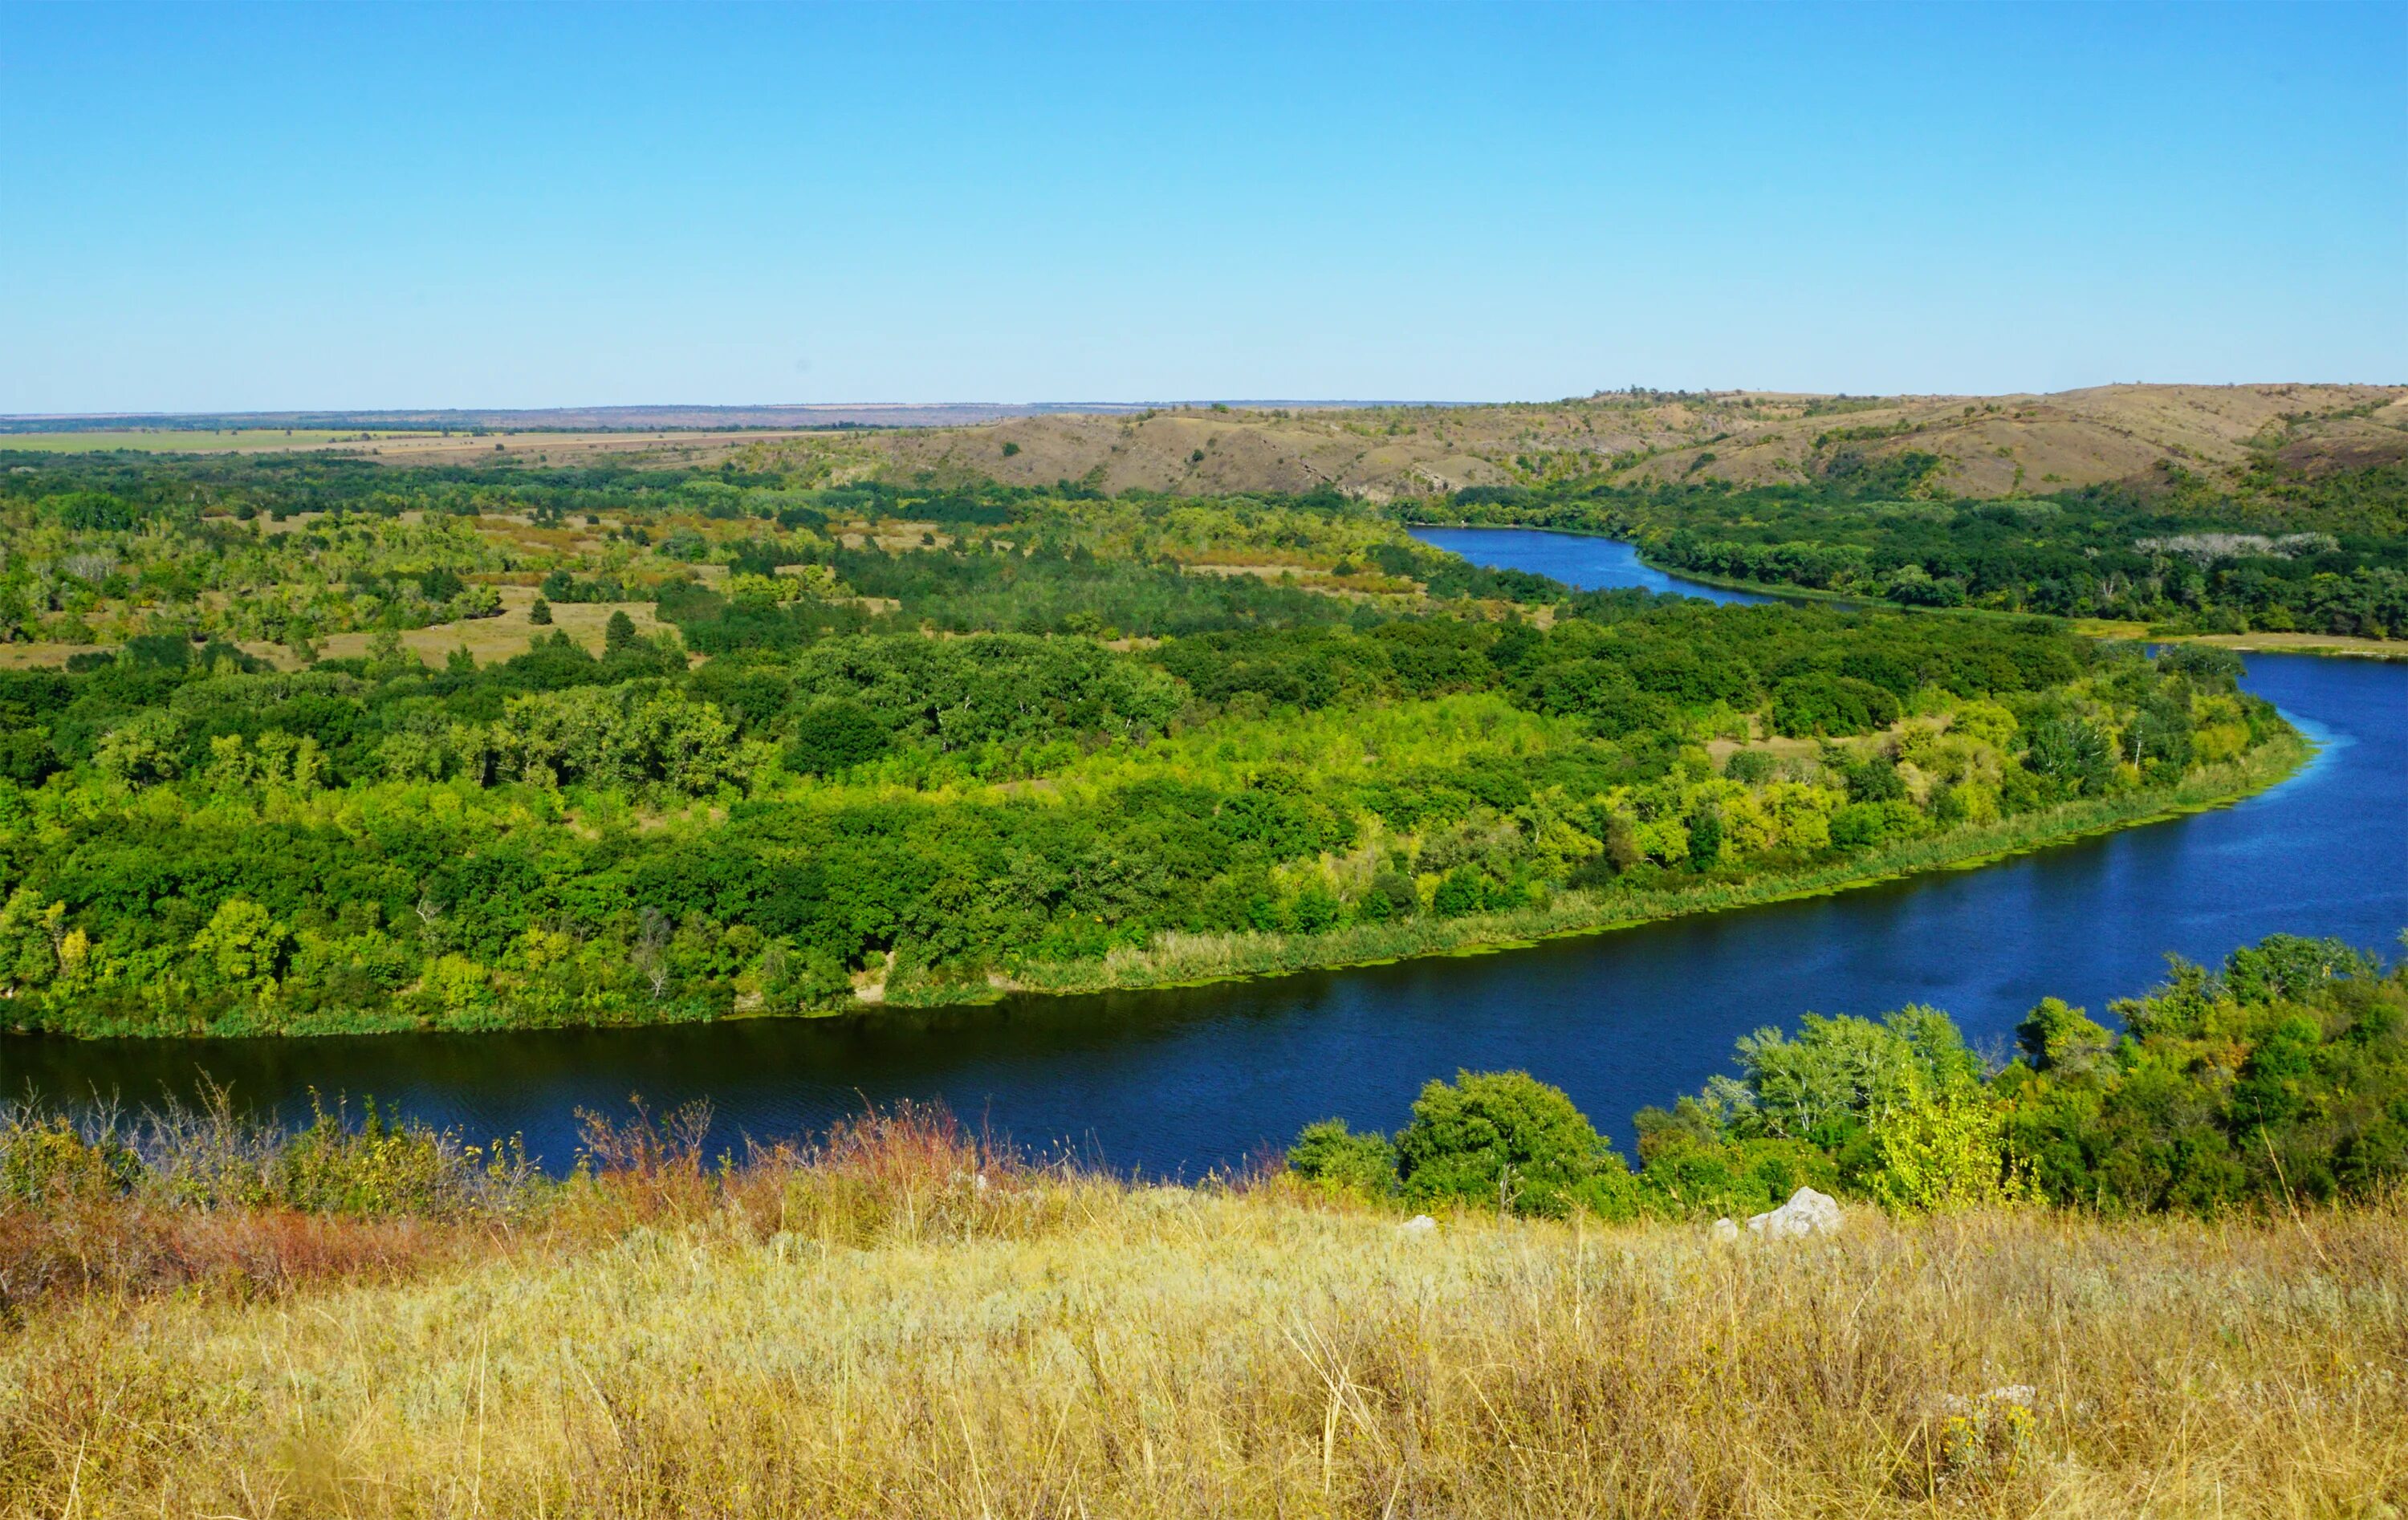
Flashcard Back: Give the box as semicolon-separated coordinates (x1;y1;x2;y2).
2;1105;2400;1518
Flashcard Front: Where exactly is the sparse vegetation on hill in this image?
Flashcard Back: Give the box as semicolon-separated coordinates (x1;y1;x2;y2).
734;382;2405;504
18;383;2401;504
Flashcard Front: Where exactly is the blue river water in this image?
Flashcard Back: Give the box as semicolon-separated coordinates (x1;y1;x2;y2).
1410;525;1772;605
7;531;2403;1169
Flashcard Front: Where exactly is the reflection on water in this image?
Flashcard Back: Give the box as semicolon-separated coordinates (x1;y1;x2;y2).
8;534;2403;1175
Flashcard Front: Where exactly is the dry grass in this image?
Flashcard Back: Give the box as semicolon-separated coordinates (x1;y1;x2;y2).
835;383;2405;502
13;384;2399;499
0;587;675;673
295;586;677;669
1;1108;2400;1518
2072;621;2408;662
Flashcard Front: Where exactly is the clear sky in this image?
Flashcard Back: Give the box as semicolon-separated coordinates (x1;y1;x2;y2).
2;1;2402;413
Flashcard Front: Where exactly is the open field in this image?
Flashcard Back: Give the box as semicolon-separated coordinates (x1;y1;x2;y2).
258;586;679;669
0;428;435;453
339;428;872;468
0;427;863;467
2;1121;2398;1518
0;585;674;671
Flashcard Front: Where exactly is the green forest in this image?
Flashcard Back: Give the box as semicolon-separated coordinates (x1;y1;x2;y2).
1290;933;2407;1219
0;452;2307;1036
1423;463;2408;637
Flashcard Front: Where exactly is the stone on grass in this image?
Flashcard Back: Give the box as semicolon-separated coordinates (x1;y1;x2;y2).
1745;1186;1844;1240
1400;1215;1438;1237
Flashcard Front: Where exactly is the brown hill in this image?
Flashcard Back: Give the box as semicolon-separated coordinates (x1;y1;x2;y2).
732;383;2404;501
18;385;2397;500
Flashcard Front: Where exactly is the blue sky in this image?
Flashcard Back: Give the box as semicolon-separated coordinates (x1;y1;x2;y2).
2;2;2401;412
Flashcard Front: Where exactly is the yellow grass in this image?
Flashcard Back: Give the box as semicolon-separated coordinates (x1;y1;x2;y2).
2;1160;2399;1516
285;586;678;669
0;587;675;672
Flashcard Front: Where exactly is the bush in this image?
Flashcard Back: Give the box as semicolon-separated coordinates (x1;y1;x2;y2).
1393;1071;1620;1217
1829;799;1924;851
1430;868;1487;918
271;1096;478;1217
2022;716;2113;795
1723;750;1775;783
1284;1119;1397;1197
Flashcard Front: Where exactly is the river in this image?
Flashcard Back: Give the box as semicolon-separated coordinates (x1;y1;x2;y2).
7;530;2402;1169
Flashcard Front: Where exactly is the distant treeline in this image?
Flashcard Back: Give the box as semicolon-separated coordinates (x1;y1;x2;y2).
1422;469;2408;638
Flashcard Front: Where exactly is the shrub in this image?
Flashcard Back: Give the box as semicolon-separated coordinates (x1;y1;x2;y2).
2022;716;2113;795
271;1096;479;1217
1723;750;1775;784
0;1114;141;1203
1393;1071;1619;1217
1284;1120;1397;1197
1430;868;1487;918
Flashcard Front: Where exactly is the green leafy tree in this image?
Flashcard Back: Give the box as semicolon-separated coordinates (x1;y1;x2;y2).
1393;1070;1620;1217
94;709;186;788
189;897;290;997
786;699;889;776
2015;997;2111;1075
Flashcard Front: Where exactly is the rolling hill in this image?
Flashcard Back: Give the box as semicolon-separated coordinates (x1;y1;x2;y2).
10;384;2402;502
720;382;2406;502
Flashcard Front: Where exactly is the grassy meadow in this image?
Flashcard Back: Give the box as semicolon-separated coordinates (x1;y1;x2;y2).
2;1105;2401;1518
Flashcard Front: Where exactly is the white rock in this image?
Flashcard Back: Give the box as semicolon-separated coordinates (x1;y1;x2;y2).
1399;1214;1438;1236
1710;1217;1739;1242
1745;1186;1844;1240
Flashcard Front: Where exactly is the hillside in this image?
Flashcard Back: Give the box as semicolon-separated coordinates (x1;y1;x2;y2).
12;384;2402;502
3;1100;2398;1515
732;382;2408;502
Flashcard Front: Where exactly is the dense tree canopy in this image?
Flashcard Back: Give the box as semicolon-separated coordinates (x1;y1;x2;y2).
0;453;2303;1036
1423;469;2408;638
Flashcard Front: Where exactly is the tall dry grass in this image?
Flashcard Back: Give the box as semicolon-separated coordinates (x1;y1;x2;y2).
0;1105;2400;1517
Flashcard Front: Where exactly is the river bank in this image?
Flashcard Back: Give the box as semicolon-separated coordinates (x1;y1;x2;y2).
1405;521;2408;660
925;730;2311;1005
7;651;2392;1179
